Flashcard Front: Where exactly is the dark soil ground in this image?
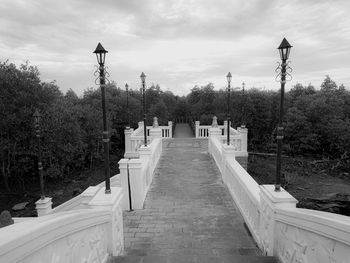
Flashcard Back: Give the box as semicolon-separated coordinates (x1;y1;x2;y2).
0;155;121;217
248;154;350;216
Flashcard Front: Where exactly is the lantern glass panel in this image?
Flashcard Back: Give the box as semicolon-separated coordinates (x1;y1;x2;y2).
226;72;232;83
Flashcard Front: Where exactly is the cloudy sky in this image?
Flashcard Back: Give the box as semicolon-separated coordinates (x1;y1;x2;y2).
1;0;349;95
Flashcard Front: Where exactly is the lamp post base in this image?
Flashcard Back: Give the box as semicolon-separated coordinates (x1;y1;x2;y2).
35;197;52;217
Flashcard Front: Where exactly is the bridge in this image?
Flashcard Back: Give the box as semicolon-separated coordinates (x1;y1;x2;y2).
0;118;349;263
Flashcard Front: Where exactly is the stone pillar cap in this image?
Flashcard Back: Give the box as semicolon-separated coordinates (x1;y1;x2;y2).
212;116;218;128
153;117;159;128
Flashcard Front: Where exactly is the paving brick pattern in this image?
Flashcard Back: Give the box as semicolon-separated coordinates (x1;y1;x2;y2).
122;135;260;257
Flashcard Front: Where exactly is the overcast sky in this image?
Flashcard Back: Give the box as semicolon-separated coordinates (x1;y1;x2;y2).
1;0;349;95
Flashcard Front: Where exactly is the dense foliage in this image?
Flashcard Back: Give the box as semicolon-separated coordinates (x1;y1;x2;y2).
1;61;349;193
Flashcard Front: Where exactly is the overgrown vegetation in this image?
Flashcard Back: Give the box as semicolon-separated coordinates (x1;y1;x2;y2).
1;60;349;199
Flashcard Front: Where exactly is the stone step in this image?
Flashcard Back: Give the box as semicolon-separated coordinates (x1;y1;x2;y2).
109;255;278;263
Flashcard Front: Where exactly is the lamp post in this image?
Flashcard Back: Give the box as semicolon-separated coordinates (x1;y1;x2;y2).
93;42;111;194
226;72;232;145
140;72;147;146
33;109;45;200
139;87;143;121
241;82;246;127
125;83;130;128
275;38;292;191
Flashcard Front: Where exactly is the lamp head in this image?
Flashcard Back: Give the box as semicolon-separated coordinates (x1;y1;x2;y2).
140;72;146;83
277;38;292;61
93;42;108;65
226;72;232;84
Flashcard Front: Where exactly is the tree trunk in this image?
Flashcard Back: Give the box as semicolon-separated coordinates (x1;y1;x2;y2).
1;161;11;192
0;132;11;192
90;152;93;170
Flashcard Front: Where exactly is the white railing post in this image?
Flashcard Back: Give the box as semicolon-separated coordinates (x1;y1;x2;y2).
168;121;173;138
88;187;124;256
209;116;221;137
259;185;297;256
124;127;134;158
128;159;144;209
150;117;162;139
209;117;221;152
237;125;248;153
118;159;130;210
35;197;52;217
221;144;235;180
223;120;228;136
195;121;200;138
236;125;248;169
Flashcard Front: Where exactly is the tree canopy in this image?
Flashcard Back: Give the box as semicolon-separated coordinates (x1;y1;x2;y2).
1;61;349;193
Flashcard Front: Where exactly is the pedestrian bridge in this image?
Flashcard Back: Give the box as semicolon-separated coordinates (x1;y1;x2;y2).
1;119;350;263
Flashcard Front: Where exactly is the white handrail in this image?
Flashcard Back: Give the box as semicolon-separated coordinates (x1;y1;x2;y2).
208;131;350;263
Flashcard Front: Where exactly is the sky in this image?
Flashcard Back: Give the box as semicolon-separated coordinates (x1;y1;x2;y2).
1;0;350;96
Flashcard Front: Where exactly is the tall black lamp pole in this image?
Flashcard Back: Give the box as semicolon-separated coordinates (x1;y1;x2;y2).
33;109;45;199
93;42;111;194
275;38;292;191
125;83;130;128
139;87;143;121
242;82;246;127
226;72;232;145
140;72;147;146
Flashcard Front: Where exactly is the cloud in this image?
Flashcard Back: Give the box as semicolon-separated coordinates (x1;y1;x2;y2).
0;0;349;95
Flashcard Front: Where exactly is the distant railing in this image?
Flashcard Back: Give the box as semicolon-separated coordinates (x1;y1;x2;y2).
124;120;172;158
159;125;172;138
195;121;247;153
196;124;211;138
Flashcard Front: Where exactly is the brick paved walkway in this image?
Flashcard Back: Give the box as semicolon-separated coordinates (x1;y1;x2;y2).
122;137;259;257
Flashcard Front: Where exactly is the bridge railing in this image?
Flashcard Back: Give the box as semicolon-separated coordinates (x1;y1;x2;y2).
49;174;121;214
0;187;124;262
119;137;162;210
124;120;172;158
195;121;247;153
208;125;350;263
0;119;169;262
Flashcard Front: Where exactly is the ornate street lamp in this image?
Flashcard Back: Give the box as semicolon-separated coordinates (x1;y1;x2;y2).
33;109;45;200
93;42;111;194
275;38;292;191
140;72;147;146
125;83;130;128
226;72;232;145
241;82;246;127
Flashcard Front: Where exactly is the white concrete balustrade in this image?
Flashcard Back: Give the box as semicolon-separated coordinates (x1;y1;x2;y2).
0;187;124;263
208;122;350;263
124;119;172;158
119;136;162;210
49;174;121;214
195;120;247;154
